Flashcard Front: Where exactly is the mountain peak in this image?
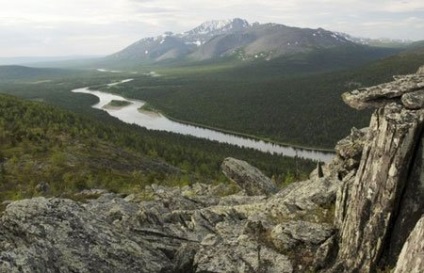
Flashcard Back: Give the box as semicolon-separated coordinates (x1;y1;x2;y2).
187;18;250;35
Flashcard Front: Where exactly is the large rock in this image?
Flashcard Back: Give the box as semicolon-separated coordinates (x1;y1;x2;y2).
270;221;334;252
330;65;424;272
393;216;424;273
381;133;424;266
193;234;293;273
402;89;424;109
334;103;424;272
0;197;172;273
342;67;424;110
221;157;278;196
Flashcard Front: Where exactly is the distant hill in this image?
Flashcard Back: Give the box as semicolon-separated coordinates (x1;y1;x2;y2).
334;32;412;48
98;18;403;69
0;65;77;80
0;55;101;66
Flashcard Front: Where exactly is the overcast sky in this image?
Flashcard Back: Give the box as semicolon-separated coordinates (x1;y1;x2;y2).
1;0;423;57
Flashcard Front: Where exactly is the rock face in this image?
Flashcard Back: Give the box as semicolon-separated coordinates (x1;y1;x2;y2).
393;216;424;273
335;104;424;271
331;65;424;272
1;65;424;272
221;157;278;196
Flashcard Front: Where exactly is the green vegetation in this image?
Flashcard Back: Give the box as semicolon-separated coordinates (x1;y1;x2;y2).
105;100;131;108
2;45;423;153
100;48;424;148
138;103;159;113
0;92;315;203
0;65;84;80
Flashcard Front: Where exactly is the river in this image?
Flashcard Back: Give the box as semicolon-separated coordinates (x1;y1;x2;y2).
72;81;334;162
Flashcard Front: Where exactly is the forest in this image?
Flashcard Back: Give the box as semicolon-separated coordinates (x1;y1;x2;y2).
0;92;314;203
99;49;424;148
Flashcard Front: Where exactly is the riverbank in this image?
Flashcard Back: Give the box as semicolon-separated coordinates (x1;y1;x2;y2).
72;84;334;162
134;100;334;153
162;112;335;153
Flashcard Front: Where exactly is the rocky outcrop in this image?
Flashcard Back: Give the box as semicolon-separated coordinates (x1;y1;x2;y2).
342;71;424;110
0;164;339;273
335;103;424;271
0;198;172;273
331;65;424;272
221;157;278;196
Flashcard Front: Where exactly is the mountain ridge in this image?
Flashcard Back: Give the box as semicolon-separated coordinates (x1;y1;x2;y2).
103;18;388;66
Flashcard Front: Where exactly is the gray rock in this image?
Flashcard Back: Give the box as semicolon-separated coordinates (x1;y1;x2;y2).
221;157;278;196
382;133;424;266
275;176;339;210
218;194;266;206
271;221;334;252
0;197;172;273
313;236;337;271
401;89;424;109
334;103;424;272
335;127;368;160
172;243;199;273
194;235;293;273
0;154;353;273
342;71;424;110
393;216;424;273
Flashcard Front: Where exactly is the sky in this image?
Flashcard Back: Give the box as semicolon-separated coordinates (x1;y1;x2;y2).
0;0;423;57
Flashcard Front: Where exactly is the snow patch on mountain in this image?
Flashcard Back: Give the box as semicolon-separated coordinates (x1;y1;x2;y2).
185;18;250;36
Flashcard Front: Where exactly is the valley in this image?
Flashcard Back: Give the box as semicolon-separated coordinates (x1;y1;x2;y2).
1;18;424;199
1;12;424;272
73;82;333;161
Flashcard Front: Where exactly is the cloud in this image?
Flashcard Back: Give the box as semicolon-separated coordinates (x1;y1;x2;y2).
384;0;424;12
0;0;423;57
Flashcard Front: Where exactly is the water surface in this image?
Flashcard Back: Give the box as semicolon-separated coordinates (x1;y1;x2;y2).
72;83;334;162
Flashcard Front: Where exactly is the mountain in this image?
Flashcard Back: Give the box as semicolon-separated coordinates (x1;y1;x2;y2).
101;18;383;67
189;24;354;61
335;32;412;48
105;18;251;65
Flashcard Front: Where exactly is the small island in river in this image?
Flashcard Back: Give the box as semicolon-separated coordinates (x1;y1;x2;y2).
103;100;132;109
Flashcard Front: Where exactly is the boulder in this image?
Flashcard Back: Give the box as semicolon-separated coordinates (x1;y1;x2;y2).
335;127;368;160
221;157;278;196
0;197;172;273
271;221;334;252
401;89;424;109
193;235;293;273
